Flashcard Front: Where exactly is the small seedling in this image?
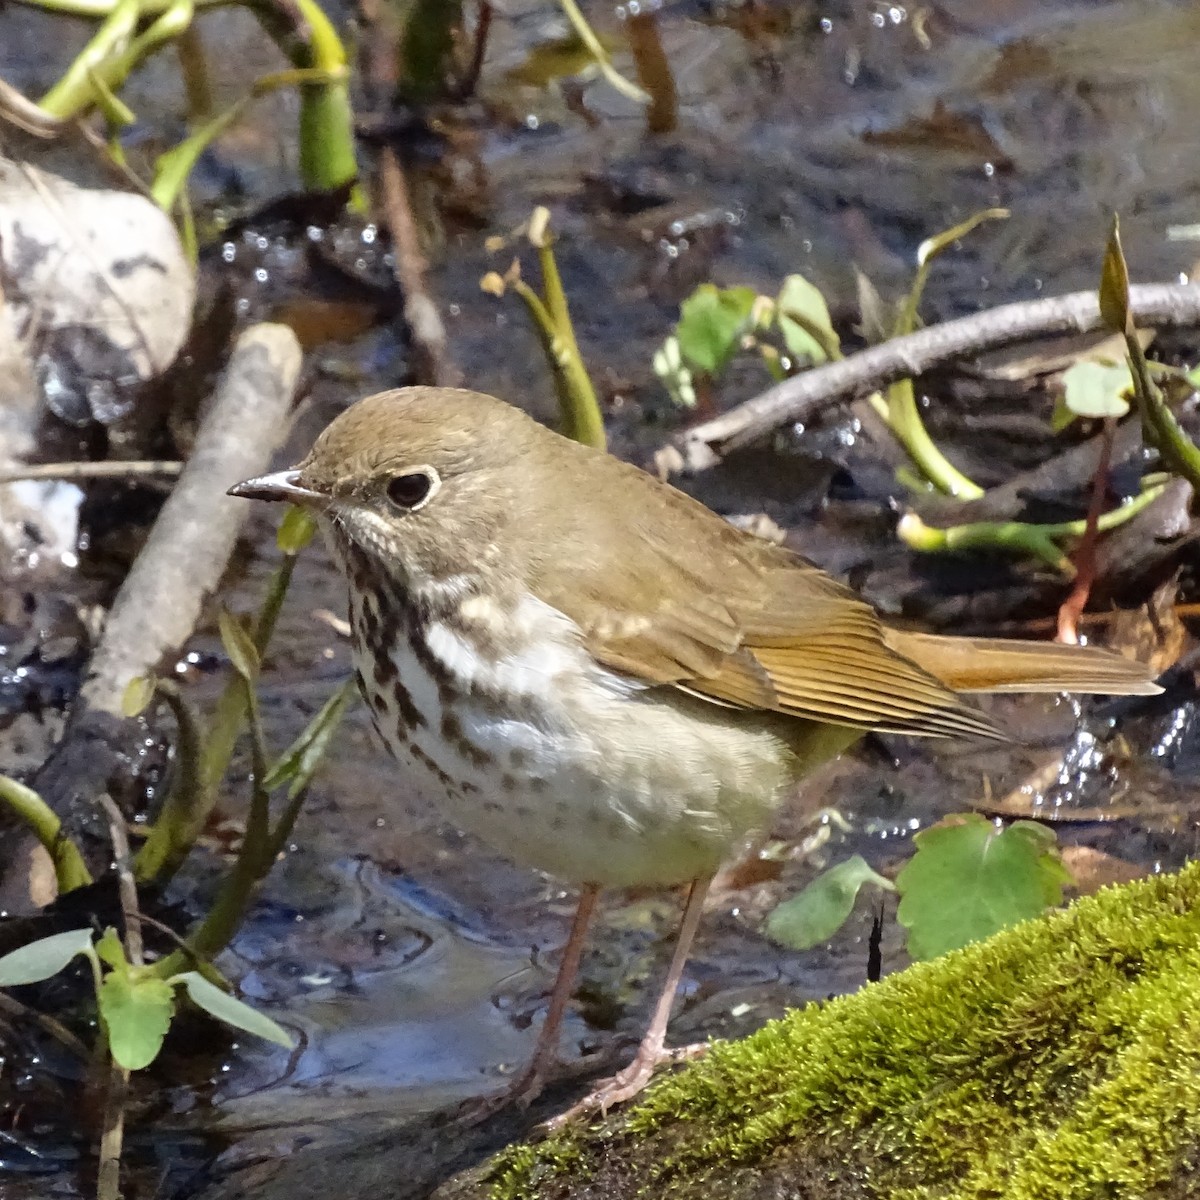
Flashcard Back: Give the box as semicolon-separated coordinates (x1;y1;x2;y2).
0;927;292;1071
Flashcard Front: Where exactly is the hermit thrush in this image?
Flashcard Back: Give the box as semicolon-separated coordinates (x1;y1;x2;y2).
231;387;1157;1118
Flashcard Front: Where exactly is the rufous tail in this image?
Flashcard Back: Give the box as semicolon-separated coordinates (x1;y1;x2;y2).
884;630;1162;696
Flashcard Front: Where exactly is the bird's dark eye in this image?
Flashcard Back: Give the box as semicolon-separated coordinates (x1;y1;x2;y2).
386;469;437;510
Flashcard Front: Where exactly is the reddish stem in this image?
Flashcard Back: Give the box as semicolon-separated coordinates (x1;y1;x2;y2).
1056;417;1116;644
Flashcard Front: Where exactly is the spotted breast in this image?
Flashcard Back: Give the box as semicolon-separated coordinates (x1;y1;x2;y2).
334;536;806;888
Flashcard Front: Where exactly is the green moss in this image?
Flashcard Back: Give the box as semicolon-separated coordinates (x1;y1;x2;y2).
489;1136;585;1200
483;862;1200;1200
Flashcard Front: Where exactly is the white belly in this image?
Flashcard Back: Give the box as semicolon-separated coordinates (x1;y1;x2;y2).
352;596;797;888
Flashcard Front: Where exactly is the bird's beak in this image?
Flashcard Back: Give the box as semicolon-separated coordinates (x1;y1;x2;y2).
228;470;325;505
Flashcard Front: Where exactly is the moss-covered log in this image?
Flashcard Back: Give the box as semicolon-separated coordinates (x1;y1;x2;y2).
452;862;1200;1200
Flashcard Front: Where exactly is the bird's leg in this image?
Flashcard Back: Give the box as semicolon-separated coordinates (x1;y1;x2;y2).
458;882;600;1125
551;874;713;1126
516;882;600;1096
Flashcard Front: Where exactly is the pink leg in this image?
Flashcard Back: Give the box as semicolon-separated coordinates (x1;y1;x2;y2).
520;882;600;1087
460;882;599;1122
552;874;713;1126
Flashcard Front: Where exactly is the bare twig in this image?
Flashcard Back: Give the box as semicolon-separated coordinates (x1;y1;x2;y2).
378;146;452;386
0;460;183;484
98;795;143;966
665;282;1200;471
32;324;302;866
97;1061;129;1200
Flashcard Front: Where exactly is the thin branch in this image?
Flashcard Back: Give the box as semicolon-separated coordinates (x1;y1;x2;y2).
0;460;182;484
98;794;143;967
378;146;452;386
35;325;302;864
665;282;1200;471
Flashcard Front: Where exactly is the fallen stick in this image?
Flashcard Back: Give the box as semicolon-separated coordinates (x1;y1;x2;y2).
664;282;1200;472
31;323;302;863
378;146;455;387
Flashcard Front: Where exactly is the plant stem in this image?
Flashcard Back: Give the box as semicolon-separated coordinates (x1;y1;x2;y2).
897;481;1167;575
96;1062;129;1200
133;682;207;884
1056;416;1115;643
885;377;984;499
0;775;93;893
556;0;648;103
1125;330;1200;490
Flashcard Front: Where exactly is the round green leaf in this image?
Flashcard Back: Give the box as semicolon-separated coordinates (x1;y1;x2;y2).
676;284;757;374
776;273;840;365
765;855;894;950
0;929;95;986
99;971;175;1070
1061;361;1132;419
896;814;1072;960
177;972;293;1048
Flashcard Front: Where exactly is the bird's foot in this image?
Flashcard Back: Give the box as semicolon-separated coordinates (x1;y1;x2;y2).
545;1040;708;1130
453;1058;554;1128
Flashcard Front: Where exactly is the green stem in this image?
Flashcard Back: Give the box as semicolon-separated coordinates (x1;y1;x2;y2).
1126;332;1200;490
555;0;648;103
518;211;606;450
282;0;358;195
510;277;605;450
41;0;194;119
133;682;207;884
37;0;139;117
897;482;1166;575
886;377;984;499
0;775;93;893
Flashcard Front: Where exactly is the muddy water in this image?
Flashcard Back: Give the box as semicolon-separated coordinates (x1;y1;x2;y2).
3;0;1200;1195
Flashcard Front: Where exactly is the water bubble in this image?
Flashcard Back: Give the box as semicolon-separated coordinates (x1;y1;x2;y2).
221;242;236;263
820;17;833;33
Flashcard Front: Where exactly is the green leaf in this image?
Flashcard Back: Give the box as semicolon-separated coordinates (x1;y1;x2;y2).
262;677;356;796
675;285;757;374
1061;361;1132;420
0;929;94;986
218;609;260;681
896;814;1072;960
1099;215;1131;335
94;927;128;971
276;505;317;554
176;972;294;1048
776;274;840;365
765;855;895;950
99;971;175;1070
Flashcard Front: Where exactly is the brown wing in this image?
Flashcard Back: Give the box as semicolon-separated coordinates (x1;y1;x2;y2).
528;452;1003;739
